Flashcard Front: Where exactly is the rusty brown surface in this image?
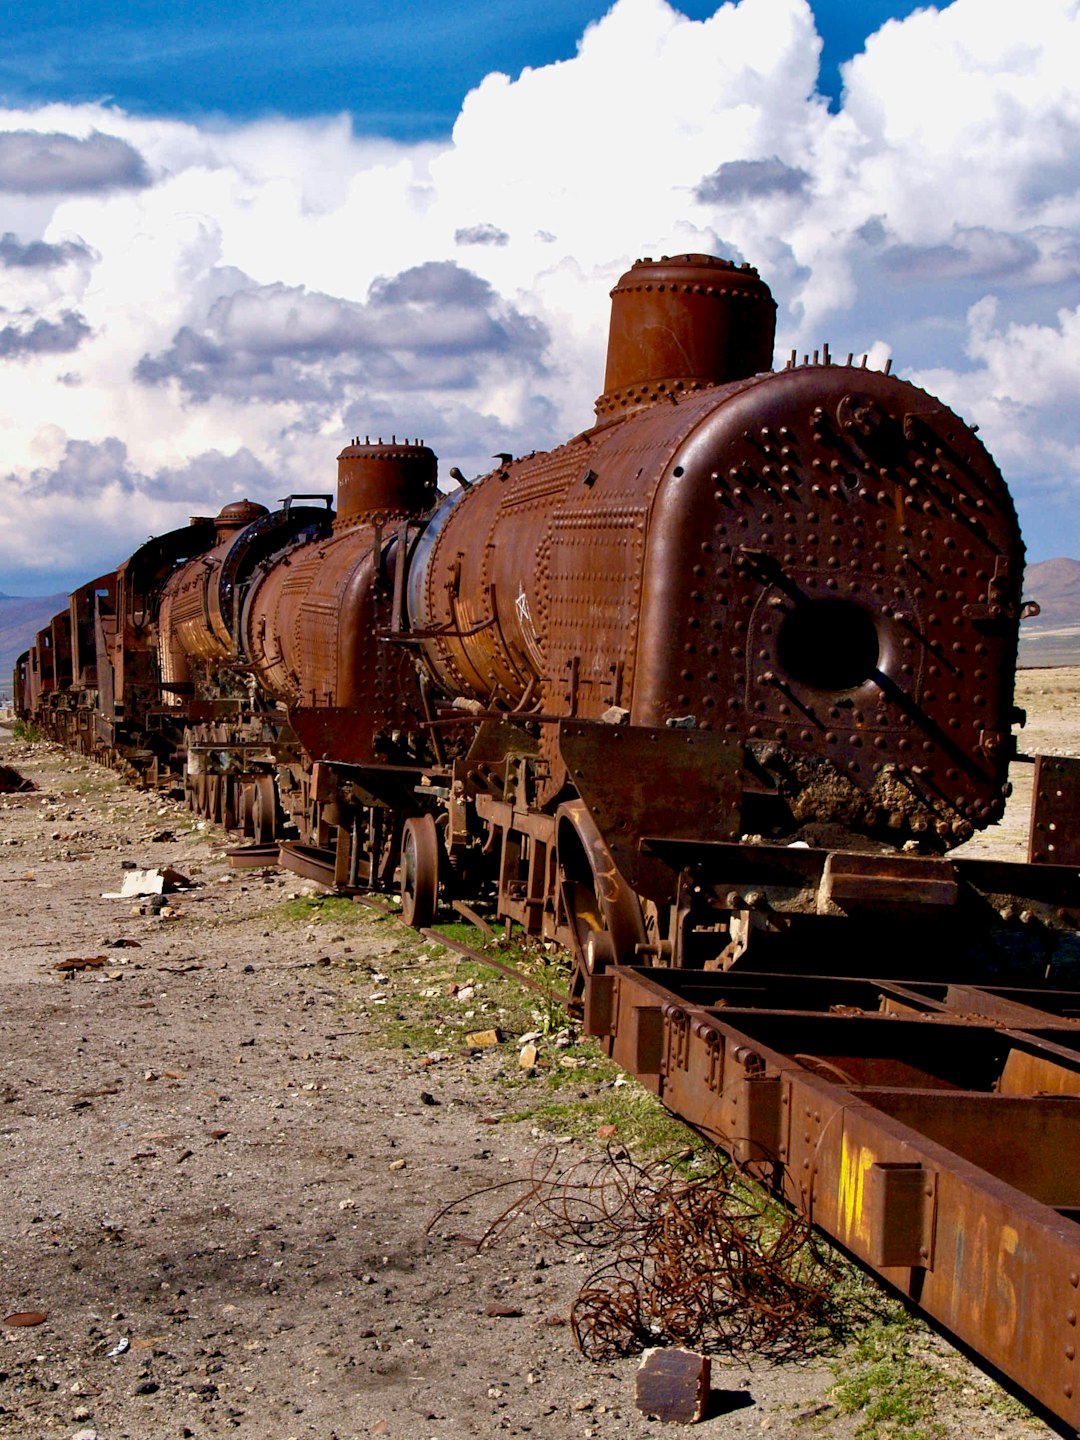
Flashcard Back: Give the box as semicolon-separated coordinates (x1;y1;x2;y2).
335;438;437;525
406;274;1022;845
597;253;776;418
591;962;1080;1430
1029;753;1080;865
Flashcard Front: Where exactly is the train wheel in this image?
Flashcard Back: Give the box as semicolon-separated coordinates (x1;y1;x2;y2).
252;775;277;845
207;774;222;825
555;802;646;994
221;776;237;832
400;815;439;928
237;783;255;838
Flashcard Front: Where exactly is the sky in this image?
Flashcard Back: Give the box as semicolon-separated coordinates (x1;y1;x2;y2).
0;0;1078;595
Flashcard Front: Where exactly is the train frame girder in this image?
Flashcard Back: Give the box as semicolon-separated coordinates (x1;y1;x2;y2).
586;962;1080;1429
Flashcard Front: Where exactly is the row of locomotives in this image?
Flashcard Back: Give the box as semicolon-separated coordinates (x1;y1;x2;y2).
12;495;337;800
14;249;1080;1430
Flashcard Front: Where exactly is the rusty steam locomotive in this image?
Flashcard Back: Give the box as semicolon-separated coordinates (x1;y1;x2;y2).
16;252;1035;978
21;254;1080;1430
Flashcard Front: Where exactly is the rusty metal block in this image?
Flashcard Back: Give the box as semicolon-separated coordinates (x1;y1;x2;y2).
310;760;335;803
1029;754;1080;866
865;1162;937;1269
558;721;743;887
730;1074;784;1165
583;972;616;1038
822;851;958;909
633;1006;665;1075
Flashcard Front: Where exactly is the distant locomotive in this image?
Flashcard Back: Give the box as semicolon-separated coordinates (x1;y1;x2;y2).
16;252;1031;979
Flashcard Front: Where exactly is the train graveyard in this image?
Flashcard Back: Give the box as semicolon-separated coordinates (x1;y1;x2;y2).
2;667;1078;1440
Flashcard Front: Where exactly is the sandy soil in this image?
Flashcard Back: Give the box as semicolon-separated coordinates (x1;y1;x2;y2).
955;665;1080;861
2;676;1076;1440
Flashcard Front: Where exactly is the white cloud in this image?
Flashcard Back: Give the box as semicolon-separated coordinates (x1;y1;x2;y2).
3;0;1080;591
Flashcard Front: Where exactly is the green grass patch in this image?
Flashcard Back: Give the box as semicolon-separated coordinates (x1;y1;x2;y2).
501;1070;702;1156
275;893;373;926
831;1313;957;1439
12;719;40;742
829;1308;1046;1437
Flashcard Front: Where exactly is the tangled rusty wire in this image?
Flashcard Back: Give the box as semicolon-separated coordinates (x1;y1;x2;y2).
429;1146;850;1362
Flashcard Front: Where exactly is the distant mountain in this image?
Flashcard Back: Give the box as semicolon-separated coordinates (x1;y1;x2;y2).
1022;557;1080;629
0;591;68;697
1019;557;1080;667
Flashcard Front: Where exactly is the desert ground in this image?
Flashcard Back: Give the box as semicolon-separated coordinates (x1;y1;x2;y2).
1;668;1077;1440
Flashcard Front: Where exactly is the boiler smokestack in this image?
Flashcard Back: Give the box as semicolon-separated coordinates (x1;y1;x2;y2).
595;253;776;418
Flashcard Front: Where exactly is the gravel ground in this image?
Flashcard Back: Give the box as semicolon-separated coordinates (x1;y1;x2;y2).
1;673;1075;1440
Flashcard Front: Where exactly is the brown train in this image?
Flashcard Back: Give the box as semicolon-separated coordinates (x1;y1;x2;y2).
23;255;1080;1434
15;251;1034;980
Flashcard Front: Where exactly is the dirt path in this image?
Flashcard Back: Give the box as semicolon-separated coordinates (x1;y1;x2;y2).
0;706;1070;1440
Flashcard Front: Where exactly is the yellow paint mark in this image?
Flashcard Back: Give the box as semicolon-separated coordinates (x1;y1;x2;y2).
994;1224;1019;1350
837;1135;876;1250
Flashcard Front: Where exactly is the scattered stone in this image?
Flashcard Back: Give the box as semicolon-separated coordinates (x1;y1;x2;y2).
102;866;191;900
465;1029;501;1048
635;1347;711;1425
0;764;35;793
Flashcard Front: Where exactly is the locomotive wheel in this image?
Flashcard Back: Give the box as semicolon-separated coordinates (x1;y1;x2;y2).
556;802;646;995
252;775;277;845
206;774;222;825
400;815;440;928
237;782;255;838
221;776;237;832
194;773;209;817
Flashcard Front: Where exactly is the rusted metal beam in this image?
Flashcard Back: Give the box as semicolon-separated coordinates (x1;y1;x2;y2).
589;963;1080;1429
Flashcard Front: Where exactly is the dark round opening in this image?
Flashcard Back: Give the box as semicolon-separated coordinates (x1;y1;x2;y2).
776;599;880;691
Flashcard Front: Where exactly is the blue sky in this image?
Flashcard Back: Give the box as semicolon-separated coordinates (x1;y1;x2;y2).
2;0;1080;594
0;1;924;135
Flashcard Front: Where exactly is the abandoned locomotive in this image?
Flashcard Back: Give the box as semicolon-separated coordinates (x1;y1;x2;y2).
16;251;1031;979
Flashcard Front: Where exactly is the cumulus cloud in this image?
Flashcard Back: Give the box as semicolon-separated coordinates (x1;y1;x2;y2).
0;309;90;357
134;262;547;403
2;438;283;592
695;157;810;202
21;436;138;498
5;0;1080;590
455;223;510;246
0;232;93;268
0;130;150;193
